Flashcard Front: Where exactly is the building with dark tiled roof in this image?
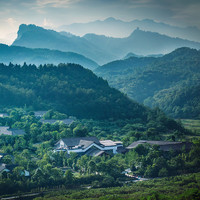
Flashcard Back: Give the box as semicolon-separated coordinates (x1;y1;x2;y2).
55;137;123;156
34;111;48;118
127;140;192;152
0;126;25;136
85;148;110;157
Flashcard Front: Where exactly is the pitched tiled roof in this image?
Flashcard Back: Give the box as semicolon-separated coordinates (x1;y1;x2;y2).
60;137;101;150
9;129;25;136
85;148;109;157
127;140;192;151
0;126;12;135
34;111;48;117
100;140;117;146
0;126;25;136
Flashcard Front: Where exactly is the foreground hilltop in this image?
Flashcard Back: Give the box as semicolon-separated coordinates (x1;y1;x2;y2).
0;63;146;120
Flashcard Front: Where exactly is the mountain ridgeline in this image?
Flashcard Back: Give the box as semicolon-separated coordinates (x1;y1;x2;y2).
12;24;112;65
12;24;200;65
96;47;200;119
57;17;200;42
0;44;98;70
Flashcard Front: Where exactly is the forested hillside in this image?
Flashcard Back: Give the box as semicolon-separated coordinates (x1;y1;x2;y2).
0;44;98;70
96;47;200;119
0;62;149;120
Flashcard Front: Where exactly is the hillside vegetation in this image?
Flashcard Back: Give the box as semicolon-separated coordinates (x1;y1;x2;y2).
34;172;200;200
0;62;151;120
96;47;200;119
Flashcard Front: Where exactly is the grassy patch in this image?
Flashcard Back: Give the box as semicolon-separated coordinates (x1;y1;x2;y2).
181;119;200;134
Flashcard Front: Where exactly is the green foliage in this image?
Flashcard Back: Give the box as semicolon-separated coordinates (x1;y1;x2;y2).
73;125;88;137
96;47;200;119
64;170;74;185
43;110;67;120
33;172;200;200
0;62;149;120
1;155;12;164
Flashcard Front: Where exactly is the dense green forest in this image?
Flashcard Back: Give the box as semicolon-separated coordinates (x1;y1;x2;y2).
0;62;149;120
0;61;185;127
96;47;200;119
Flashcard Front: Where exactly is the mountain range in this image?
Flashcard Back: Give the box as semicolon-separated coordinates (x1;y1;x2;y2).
96;47;200;119
57;17;200;42
0;44;98;70
13;24;200;65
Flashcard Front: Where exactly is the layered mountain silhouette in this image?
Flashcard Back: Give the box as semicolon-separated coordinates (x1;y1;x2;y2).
12;24;114;65
84;28;200;59
0;44;98;70
12;24;200;65
57;17;200;42
96;47;200;119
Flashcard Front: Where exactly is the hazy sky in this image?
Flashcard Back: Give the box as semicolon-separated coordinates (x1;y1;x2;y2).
0;0;200;44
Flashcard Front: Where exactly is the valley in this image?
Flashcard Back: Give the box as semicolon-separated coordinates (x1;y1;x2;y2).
0;4;200;199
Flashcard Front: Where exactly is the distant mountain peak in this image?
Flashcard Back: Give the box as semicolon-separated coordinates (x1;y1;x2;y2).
18;24;39;33
17;24;55;37
129;27;145;37
16;24;46;41
104;17;117;22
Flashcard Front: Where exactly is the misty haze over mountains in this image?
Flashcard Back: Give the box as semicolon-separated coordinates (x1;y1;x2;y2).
57;17;200;42
12;23;200;65
0;44;98;70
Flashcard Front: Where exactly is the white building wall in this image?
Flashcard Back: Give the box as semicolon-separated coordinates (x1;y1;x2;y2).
67;143;118;154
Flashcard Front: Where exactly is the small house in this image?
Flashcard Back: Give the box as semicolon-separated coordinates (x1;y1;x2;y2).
0;126;25;136
34;111;48;118
127;140;192;152
54;137;123;156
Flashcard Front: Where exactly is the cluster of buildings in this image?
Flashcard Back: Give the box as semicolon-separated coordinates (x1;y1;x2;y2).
54;137;192;157
0;111;193;176
0;111;75;136
55;137;124;156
